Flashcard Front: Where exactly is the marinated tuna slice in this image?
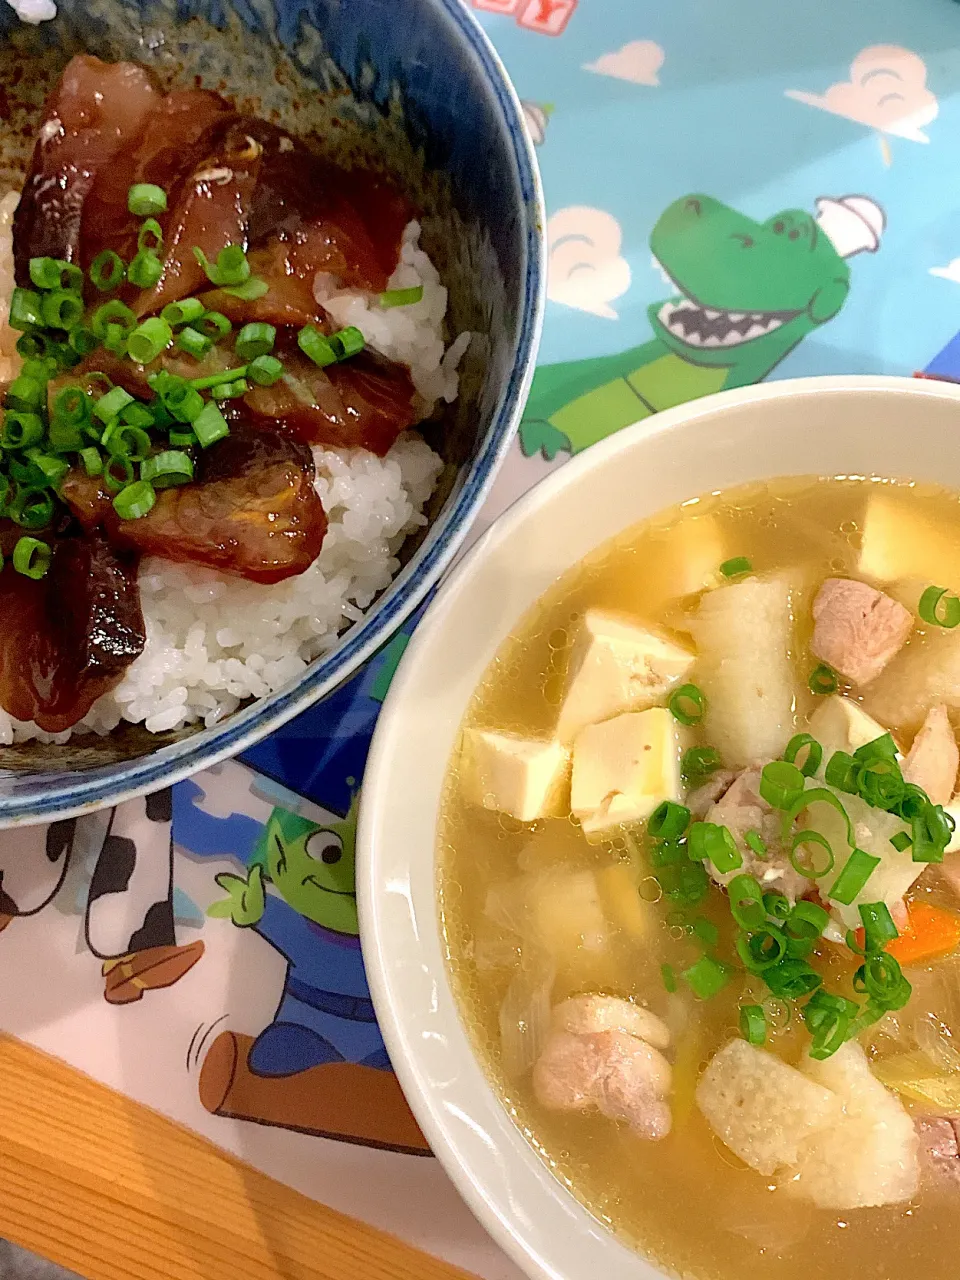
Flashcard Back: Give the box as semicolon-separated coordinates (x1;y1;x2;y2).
811;578;913;687
13;56;159;278
0;533;144;733
111;419;327;583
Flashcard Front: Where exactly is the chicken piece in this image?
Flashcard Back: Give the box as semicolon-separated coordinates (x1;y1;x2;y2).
551;994;670;1051
811;578;913;687
917;1116;960;1189
533;1028;672;1141
902;704;959;806
705;769;811;901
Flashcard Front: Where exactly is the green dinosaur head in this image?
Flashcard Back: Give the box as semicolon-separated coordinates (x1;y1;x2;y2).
253;796;359;935
648;195;851;385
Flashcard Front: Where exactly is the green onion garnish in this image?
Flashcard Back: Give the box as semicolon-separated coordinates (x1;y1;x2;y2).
195;311;232;340
661;963;677;994
823;749;859;794
211;378;248;401
804;990;857;1060
648;800;690;841
5;374;44;411
853;952;912;1009
94;386;134;425
857;756;904;811
808;663;838;695
919;585;960;629
121;402;155;429
781;787;854;847
106;424;152;462
80;447;102;477
759;760;805;810
827;847;881;905
745;830;767;858
720;556;752;579
247;354;284;387
90;250;125;292
40;289;83;331
128;183;167;217
140;450;194;489
763;892;791;921
739;1003;766;1045
783;733;823;778
127;317;172;364
890;830;912;853
298;325;336;368
188;367;248;392
687;821;742;873
193;244;250;288
192;400;230;448
786;899;830;941
69;325;98;356
25;450;68;488
103;456;135;494
236;322;276;361
48;419;83;452
911;803;952;863
10;487;54;529
727;873;766;931
789;829;835;877
12;535;50;578
692;916;719;948
329;326;365;360
736;927;787;971
668;682;705;726
175;326;213;359
681;745;722;786
128;250;163;291
853;733;898;764
657;856;710;907
168;428;197;448
29;257;84;293
92;301;136;340
103;323;128;354
1;412;44;450
223;276;269;301
379;285;424;308
762;957;822;999
682;954;733;1000
113;479;156;520
138;218;163;254
9;288;45;331
161;298;205;328
858;901;898;952
16;332;52;360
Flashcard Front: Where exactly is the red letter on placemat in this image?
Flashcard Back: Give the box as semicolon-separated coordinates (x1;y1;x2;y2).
472;0;522;13
516;0;576;35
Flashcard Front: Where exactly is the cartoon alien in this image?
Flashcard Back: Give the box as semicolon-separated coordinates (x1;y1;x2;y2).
210;797;389;1076
521;193;885;460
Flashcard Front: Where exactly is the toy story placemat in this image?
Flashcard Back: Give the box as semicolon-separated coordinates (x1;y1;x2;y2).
5;1;960;1276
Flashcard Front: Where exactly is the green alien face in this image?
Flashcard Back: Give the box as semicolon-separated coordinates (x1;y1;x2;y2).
261;801;359;935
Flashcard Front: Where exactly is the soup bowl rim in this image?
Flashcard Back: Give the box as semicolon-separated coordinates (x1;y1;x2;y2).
357;372;960;1280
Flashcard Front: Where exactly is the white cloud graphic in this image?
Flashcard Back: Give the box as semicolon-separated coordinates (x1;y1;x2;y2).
930;258;960;284
786;46;937;143
547;207;631;320
583;40;664;87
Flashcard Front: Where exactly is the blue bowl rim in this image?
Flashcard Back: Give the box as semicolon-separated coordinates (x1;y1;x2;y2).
0;0;545;826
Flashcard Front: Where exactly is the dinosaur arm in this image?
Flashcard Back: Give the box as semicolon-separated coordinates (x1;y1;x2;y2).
523;341;667;423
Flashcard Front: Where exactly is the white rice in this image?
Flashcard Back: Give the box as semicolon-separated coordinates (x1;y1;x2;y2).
0;199;454;743
3;0;55;23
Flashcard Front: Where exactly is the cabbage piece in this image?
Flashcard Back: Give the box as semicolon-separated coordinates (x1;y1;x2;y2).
872;1049;960;1113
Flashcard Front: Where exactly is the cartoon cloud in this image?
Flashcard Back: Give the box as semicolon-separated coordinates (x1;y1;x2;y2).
547;206;632;319
815;195;886;259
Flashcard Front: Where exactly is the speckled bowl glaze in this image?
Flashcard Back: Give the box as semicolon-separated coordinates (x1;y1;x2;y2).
0;0;544;823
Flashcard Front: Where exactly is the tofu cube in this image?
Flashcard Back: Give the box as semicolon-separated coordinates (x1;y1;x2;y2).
459;729;570;823
571;707;683;839
557;608;695;745
860;490;960;591
807;696;890;763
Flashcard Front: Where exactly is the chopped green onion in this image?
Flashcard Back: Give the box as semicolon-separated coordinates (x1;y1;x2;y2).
247;354;284;386
140;450;194;489
80;447;102;476
113;479;156;520
1;412;44;450
824;749;859;794
211;378;248;401
137;218;163;254
40;289;83;331
649;801;691;840
157;379;204;424
25;450;68;488
681;746;722;786
919;585;960;629
783;733;823;778
128;183;167;216
29;257;84;293
781;787;854;848
12;535;50;578
103;456;135;494
759;760;805;810
121;402;155;429
727;873;766;931
127;250;163;290
786;899;830;941
808;663;839;695
106;424;152;461
854;733;898;764
236;322;276;361
763;891;791;921
329;326;365;360
890;830;912;853
379;285;424;308
857;757;904;812
10;487;54;529
668;683;705;726
5;374;43;411
912;803;952;863
127;316;172;364
9;288;46;331
682;955;733;1000
859;901;898;952
161;298;206;329
92;301;136;340
660;963;677;994
193;244;250;287
195;311;232;340
94;386;134;425
828;847;881;905
740;1004;766;1045
16;331;52;360
762;957;823;1000
896;783;930;823
687;821;742;873
745;830;767;858
736;927;787;971
720;556;752;578
103;323;128;354
789;829;835;878
854;952;912;1010
69;325;98;356
298;325;337;368
168;429;197;448
48;419;83;452
192;400;230;448
804;991;857;1060
656;857;710;907
692;916;719;948
90;250;125;292
175;326;212;359
222;276;269;301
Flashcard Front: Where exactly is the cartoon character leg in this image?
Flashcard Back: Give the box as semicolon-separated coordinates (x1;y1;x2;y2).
0;815;90;928
247;990;386;1078
85;790;204;1004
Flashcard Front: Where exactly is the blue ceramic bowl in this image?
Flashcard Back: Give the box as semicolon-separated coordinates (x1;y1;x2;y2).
0;0;543;823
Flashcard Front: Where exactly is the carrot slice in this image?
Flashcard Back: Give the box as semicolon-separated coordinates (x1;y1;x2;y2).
853;900;960;967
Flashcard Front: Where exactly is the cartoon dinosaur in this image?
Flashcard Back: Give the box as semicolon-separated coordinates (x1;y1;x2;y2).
521;193;886;461
199;797;428;1154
